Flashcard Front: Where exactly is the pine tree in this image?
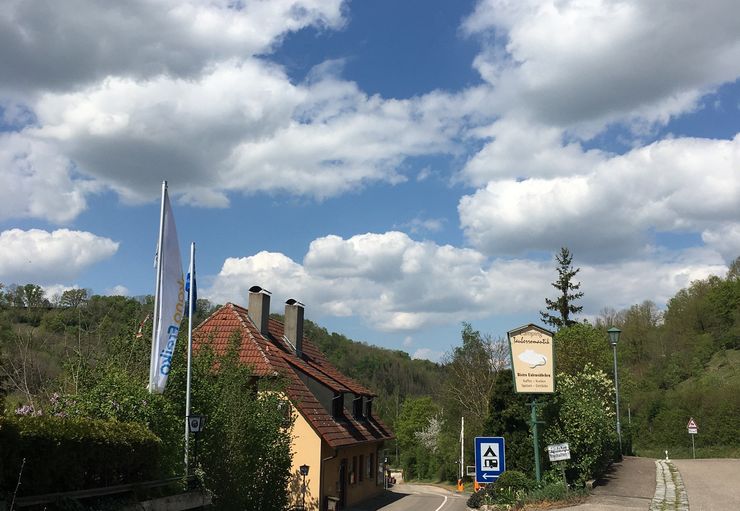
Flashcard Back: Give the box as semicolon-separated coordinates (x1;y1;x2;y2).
540;247;583;329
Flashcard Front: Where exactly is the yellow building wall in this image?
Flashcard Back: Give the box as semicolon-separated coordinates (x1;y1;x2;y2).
321;441;384;509
289;407;323;511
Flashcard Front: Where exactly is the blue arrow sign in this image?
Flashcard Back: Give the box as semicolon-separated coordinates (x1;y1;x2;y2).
475;436;505;484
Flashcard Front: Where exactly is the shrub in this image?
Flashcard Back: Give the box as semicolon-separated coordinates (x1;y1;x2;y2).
0;415;161;496
526;481;569;503
492;470;534;494
466;485;497;509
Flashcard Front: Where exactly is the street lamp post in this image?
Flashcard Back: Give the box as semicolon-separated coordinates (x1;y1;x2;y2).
608;327;622;455
299;464;309;510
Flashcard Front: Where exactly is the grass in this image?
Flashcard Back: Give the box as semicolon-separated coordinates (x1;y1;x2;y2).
634;445;740;459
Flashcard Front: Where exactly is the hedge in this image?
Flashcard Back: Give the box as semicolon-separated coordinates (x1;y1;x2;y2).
0;415;161;497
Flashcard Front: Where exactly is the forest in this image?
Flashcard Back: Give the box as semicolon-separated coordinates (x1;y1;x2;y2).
1;255;738;497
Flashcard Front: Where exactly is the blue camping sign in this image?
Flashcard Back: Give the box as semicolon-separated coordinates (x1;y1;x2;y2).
475;436;506;483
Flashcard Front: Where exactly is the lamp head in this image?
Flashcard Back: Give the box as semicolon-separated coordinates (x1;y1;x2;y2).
607;327;621;347
300;464;309;476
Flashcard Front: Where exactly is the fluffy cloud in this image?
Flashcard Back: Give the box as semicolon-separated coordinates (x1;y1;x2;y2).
9;60;456;216
205;232;729;333
0;228;119;284
459;134;740;261
0;0;344;96
461;118;606;185
0;134;93;223
463;0;740;130
105;285;130;296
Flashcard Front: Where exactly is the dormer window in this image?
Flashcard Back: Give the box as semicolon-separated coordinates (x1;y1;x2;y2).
352;396;363;419
332;393;343;419
364;397;373;419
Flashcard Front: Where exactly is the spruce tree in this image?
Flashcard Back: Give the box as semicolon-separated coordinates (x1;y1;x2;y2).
540;247;583;329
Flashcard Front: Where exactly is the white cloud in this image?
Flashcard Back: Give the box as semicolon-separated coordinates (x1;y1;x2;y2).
0;0;344;96
0;229;119;284
0;133;94;223
461;117;607;185
205;231;730;333
463;0;740;130
105;285;130;296
701;225;740;262
42;284;80;303
459;134;740;261
8;60;456;216
412;348;445;363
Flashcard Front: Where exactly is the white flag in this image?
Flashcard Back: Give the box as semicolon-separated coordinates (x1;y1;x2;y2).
149;187;185;393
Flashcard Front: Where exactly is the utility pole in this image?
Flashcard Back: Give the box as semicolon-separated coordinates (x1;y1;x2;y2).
460;417;464;481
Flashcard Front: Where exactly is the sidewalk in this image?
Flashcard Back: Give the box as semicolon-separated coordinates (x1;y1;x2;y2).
557;456;656;510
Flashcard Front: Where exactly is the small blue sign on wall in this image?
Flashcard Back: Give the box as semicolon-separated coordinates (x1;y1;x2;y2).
475;436;506;484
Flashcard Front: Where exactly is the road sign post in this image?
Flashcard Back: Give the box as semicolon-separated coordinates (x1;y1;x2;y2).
474;437;506;484
547;443;571;489
687;418;698;459
507;324;555;484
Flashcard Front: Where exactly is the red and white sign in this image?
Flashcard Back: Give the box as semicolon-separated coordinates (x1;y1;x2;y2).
687;418;698;434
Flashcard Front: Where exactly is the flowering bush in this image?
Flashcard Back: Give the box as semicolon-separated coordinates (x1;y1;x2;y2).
544;364;618;483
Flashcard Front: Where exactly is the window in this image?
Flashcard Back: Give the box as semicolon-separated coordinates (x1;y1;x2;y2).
351;456;358;485
352;396;363;419
364;398;373;418
368;453;374;479
359;455;364;482
332;393;343;419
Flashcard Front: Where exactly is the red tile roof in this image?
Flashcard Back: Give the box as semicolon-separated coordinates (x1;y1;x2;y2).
193;302;394;448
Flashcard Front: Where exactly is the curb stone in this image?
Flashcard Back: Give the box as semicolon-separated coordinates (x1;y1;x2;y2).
650;460;689;511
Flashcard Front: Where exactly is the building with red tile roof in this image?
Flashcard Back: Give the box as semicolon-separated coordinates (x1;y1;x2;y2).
193;286;394;510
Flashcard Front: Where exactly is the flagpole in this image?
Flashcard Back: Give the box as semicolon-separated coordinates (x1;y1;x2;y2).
149;181;167;393
184;242;195;474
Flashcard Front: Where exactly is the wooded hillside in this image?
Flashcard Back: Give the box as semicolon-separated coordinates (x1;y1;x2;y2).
1;259;738;484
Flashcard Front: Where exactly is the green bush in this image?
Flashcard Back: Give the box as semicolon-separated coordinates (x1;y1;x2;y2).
0;415;161;496
466;485;497;509
525;481;569;503
492;469;534;494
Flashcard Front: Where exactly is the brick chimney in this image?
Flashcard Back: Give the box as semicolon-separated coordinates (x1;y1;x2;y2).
248;286;271;336
284;298;305;358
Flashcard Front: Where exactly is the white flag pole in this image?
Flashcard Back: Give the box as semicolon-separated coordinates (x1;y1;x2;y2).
184;242;195;474
460;416;464;480
149;181;167;393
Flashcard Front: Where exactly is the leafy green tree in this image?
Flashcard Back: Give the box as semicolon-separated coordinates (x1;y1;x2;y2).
442;323;507;435
544;365;617;483
540;247;584;329
554;323;612;377
483;370;535;475
59;288;89;308
395;396;442;480
189;345;293;511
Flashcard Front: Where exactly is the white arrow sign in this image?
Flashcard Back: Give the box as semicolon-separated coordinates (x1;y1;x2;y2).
481;473;498;480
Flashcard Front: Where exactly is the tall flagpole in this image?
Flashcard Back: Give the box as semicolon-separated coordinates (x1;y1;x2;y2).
460;416;464;480
184;242;195;474
149;181;167;392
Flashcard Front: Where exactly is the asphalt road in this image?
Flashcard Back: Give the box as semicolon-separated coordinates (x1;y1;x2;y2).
557;456;657;511
344;484;468;511
672;458;740;511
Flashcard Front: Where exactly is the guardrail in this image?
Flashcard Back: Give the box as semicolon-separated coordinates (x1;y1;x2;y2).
5;475;199;509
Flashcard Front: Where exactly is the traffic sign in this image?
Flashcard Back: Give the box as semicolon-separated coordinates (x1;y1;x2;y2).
475;437;505;483
687;418;698;434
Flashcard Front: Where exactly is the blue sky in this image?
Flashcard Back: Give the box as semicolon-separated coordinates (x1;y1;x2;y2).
1;0;738;361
